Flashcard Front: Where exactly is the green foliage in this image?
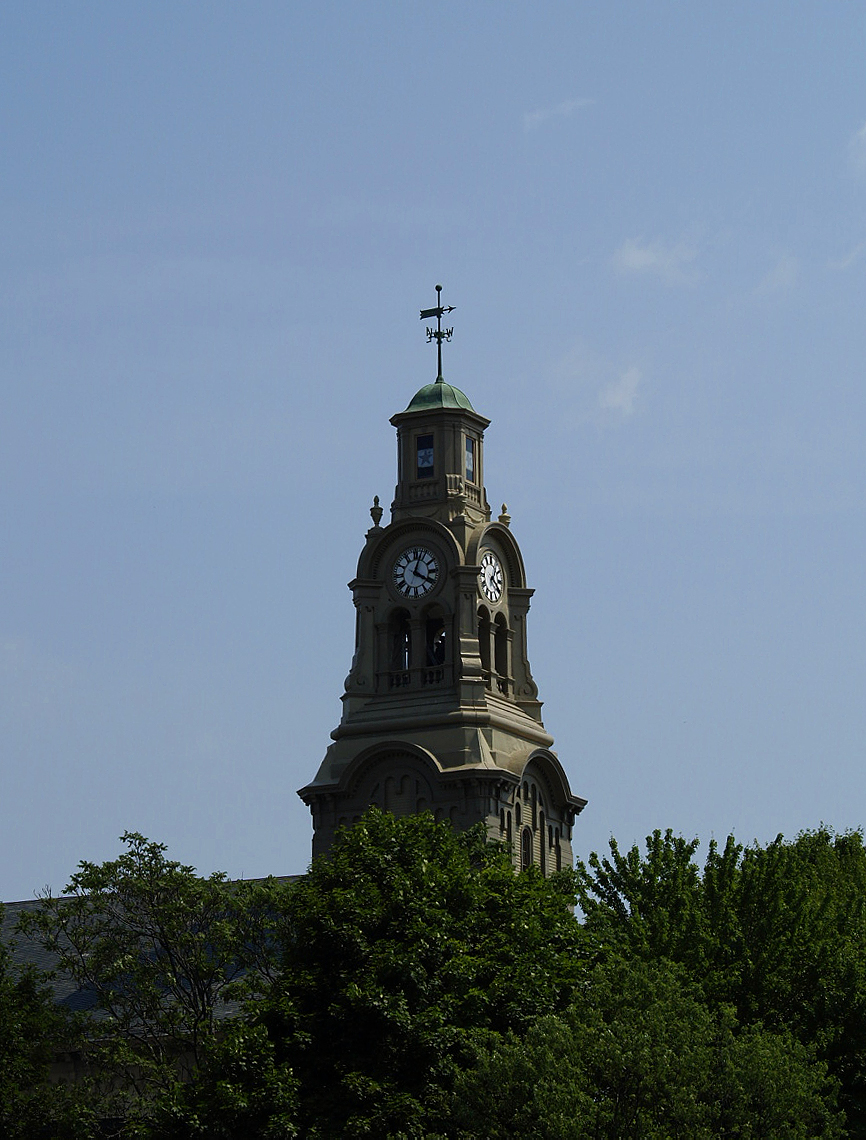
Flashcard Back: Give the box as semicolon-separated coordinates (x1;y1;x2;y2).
256;808;584;1138
19;832;285;1130
578;825;866;1131
452;957;843;1138
0;905;94;1138
14;817;866;1137
148;1020;299;1139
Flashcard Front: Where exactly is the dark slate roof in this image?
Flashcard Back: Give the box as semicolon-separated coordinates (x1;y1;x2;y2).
1;898;87;1008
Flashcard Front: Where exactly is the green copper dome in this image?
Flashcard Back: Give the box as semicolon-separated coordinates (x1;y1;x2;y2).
404;378;475;413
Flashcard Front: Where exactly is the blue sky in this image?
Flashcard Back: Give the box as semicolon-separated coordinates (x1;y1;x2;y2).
2;3;866;898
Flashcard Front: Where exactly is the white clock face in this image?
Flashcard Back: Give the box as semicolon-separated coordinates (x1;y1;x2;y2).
393;546;439;598
479;551;504;602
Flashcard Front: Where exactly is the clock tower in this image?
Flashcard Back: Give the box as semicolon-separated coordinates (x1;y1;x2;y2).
298;289;586;871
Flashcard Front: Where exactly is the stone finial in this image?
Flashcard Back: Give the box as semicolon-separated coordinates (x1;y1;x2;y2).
370;495;383;528
498;502;511;527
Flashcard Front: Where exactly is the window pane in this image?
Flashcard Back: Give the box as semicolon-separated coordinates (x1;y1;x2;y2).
417;434;434;479
465;436;475;483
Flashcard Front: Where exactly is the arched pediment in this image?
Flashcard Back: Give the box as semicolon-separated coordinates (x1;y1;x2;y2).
357;517;464;581
466;522;527;590
326;742;445;826
339;740;443;798
520;749;587;817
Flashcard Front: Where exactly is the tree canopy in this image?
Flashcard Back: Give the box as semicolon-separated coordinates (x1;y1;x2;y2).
253;809;584;1137
452;958;842;1139
6;815;864;1137
577;825;866;1134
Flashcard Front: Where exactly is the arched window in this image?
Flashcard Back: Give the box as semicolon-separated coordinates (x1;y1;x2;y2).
426;617;446;665
515;801;521;828
521;827;532;871
477;607;491;677
389;609;411;675
539;811;547;876
421;605;449;686
494;614;509;680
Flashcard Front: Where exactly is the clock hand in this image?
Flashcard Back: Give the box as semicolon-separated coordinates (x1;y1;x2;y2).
414;558;435;582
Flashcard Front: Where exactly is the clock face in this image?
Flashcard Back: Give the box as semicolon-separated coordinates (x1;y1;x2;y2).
392;546;439;598
479;551;504;603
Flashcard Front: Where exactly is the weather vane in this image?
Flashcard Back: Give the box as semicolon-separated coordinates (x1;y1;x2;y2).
420;284;455;382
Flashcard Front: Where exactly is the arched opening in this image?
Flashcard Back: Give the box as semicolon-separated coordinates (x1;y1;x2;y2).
477;606;491;681
388;609;411;685
426;617;446;665
539;811;546;876
521;827;532;871
422;603;450;686
494;614;509;691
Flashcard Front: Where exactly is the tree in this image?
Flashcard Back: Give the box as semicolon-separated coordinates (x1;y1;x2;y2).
0;905;93;1139
577;826;866;1132
243;808;585;1139
451;956;843;1139
20;832;285;1130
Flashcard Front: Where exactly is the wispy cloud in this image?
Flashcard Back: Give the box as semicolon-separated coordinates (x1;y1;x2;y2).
598;365;643;416
551;343;646;424
611;237;701;285
849;121;866;175
754;254;798;296
522;98;594;131
828;240;866;271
